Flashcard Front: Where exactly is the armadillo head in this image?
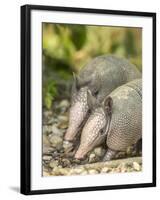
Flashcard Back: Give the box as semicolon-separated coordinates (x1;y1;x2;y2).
75;91;113;159
64;74;90;141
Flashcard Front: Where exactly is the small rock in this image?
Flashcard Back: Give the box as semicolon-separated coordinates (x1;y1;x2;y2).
59;100;70;108
127;167;134;173
51;167;69;176
80;171;88;175
80;158;88;165
51;171;56;176
94;147;104;157
61;158;71;167
49;160;59;168
44;110;53;118
133;162;141;171
101;167;110;173
58;168;70;175
63;141;73;151
51;150;59;158
43;166;50;172
43;145;54;154
43;110;53;124
73;168;84;174
89;153;96;163
50;135;63;150
43;171;50;176
43;155;52;161
43;135;50;145
43;125;52;134
58;122;68;129
58;115;68;122
88;169;99;175
120;168;127;173
47;117;55;124
117;163;127;173
72;159;81;164
52;125;63;136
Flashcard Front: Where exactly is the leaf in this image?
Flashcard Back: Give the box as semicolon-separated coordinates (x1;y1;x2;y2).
43;80;58;109
44;93;53;109
70;25;87;50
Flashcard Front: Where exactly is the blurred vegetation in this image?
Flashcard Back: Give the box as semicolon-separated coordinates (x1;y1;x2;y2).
42;23;142;109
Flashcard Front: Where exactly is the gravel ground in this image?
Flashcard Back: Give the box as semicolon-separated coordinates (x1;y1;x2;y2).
42;99;142;176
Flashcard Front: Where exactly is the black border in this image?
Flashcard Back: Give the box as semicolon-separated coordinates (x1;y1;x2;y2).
20;4;156;195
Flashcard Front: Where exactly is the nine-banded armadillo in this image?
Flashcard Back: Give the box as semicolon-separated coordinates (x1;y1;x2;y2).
75;79;142;161
64;55;141;141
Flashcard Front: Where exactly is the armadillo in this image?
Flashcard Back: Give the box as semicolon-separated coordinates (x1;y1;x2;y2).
65;55;141;141
74;79;142;161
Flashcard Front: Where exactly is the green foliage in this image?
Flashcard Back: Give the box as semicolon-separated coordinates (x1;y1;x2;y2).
43;80;58;109
43;23;142;109
69;25;87;50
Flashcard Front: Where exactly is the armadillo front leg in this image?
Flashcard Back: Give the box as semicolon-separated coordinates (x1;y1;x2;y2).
103;148;117;161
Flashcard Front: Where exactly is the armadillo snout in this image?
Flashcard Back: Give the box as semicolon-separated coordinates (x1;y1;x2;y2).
64;131;74;141
74;149;86;160
64;125;78;141
65;101;87;141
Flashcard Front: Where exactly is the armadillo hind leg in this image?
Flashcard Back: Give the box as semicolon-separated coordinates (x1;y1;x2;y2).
132;139;142;156
103;148;117;161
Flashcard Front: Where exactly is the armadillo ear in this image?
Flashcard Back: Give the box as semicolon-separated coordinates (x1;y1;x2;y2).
73;72;86;90
72;72;81;91
90;74;101;96
87;90;97;110
103;96;113;115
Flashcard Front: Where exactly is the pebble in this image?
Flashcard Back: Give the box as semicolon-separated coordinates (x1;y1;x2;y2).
58;122;68;129
101;167;110;173
58;115;68;122
80;171;88;175
43;166;50;172
43;135;50;145
94;147;104;157
59;100;70;108
52;125;63;136
72;159;81;164
117;163;127;173
43;155;52;161
88;169;99;175
43;171;50;176
49;160;59;168
127;167;134;173
43;125;52;134
51;167;69;176
133;162;141;171
63;141;73;151
49;135;63;150
43;145;54;154
61;158;71;167
89;153;96;163
51;150;59;158
72;168;84;174
47;117;55;124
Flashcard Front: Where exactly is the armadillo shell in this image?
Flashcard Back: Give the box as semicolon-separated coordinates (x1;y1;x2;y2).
106;79;142;152
78;55;141;102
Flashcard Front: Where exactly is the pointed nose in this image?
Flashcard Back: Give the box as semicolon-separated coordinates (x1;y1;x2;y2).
64;130;74;141
74;149;85;160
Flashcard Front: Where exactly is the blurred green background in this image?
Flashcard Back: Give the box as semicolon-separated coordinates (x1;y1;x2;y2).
42;23;142;109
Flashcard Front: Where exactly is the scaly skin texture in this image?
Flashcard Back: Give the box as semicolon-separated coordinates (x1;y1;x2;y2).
75;79;142;160
65;55;141;141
